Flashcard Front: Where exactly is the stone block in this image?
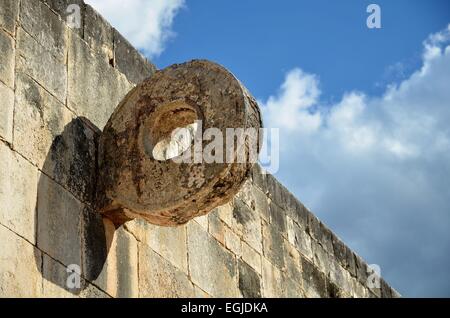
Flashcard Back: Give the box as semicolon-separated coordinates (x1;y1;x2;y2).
68;32;133;129
262;222;285;270
380;278;392;298
14;72;72;168
15;72;99;204
331;234;356;277
0;143;38;244
187;221;239;297
208;211;225;245
261;257;284;297
0;225;42;297
87;221;138;298
283;241;303;286
42;254;110;298
194;214;208;231
301;257;327;298
265;173;285;208
351;278;369;298
16;27;67;102
354;253;369;286
84;4;113;63
0;30;14;88
20;0;67;59
215;202;234;229
251;164;267;194
287;198;309;230
329;258;352;295
43;0;85;36
0;0;19;35
326;280;347;298
233;199;262;253
238;259;261;298
37;173;83;267
311;240;331;277
307;213;333;254
194;286;211;298
269;201;287;234
125;219;188;273
113;29;156;84
0;82;14;143
225;227;241;257
241;241;262;275
139;244;195;298
286;216;313;261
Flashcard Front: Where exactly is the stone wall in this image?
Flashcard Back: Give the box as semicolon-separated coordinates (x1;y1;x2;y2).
0;0;398;298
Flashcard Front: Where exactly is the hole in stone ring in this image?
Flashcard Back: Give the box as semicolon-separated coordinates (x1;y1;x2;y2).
143;100;201;161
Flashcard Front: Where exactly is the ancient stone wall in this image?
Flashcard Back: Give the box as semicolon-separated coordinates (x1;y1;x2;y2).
0;0;398;297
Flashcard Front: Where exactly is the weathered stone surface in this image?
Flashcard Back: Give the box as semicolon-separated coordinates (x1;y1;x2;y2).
208;210;225;245
37;173;83;267
0;143;38;244
125;219;188;273
301;257;327;298
354;253;369;286
251;164;267;194
286;216;313;261
238;259;261;298
307;213;334;255
329;257;352;295
351;278;369;298
88;221;139;298
265;174;285;208
187;221;239;297
114;29;156;84
269;201;287;234
253;186;270;221
14;72;72;168
43;0;85;35
326;280;346;298
68;31;133;129
20;0;67;59
225;227;241;257
139;244;195;298
0;0;19;35
215;202;235;229
97;60;262;226
16;27;67;102
0;30;14;88
283;242;304;297
194;286;211;298
287;197;309;231
261;257;284;297
0;82;14;142
42;254;110;298
0;225;42;297
241;241;262;275
194;214;208;231
311;240;331;277
262;222;285;270
380;278;392;298
84;5;113;63
331;234;356;277
233;199;262;253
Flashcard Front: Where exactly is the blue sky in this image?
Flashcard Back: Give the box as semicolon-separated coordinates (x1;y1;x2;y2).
88;0;450;297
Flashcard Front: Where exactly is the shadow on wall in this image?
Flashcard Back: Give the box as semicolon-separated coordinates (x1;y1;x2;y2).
33;117;115;295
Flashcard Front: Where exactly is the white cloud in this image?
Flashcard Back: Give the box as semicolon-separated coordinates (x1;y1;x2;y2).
261;25;450;296
85;0;184;57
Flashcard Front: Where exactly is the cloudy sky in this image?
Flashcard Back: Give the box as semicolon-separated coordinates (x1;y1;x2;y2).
86;0;450;297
